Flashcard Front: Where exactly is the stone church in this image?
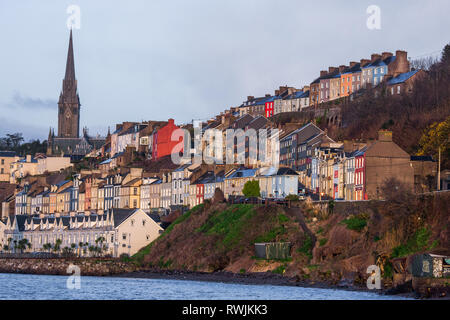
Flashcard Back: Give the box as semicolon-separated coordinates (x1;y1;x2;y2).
47;30;105;159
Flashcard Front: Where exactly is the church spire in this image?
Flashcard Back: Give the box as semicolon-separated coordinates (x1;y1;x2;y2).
65;29;76;81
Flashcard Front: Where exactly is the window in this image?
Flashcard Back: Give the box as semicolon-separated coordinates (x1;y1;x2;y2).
122;233;127;240
397;86;401;94
142;220;146;226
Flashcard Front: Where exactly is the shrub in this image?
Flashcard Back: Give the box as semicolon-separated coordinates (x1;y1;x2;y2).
391;227;432;258
285;194;299;201
242;180;260;198
341;216;367;232
272;265;286;274
319;238;327;247
297;235;313;259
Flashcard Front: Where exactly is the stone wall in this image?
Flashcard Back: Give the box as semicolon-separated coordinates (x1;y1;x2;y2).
0;258;137;276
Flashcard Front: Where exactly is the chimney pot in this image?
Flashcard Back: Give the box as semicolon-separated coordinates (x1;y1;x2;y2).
371;54;381;62
320;70;327;77
382;52;393;60
360;59;370;67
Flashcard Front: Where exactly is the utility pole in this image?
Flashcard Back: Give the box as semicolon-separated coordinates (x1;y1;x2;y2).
437;146;441;191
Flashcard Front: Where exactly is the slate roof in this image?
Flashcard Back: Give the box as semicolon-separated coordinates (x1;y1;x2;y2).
111;208;137;227
225;168;257;179
386;70;419;85
0;151;16;157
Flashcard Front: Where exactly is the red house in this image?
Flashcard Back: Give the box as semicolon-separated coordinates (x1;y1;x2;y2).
152;119;183;159
265;101;274;118
196;183;204;205
354;151;367;200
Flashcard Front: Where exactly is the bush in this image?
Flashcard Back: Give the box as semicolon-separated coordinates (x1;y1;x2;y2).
297;235;313;259
271;265;286;274
285;194;299;201
341;216;367;232
242;180;260;198
319;238;328;247
391;227;432;258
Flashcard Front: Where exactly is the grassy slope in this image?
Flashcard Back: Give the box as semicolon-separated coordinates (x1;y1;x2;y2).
132;193;449;285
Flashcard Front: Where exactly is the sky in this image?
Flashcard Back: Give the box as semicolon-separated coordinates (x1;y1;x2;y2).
0;0;449;141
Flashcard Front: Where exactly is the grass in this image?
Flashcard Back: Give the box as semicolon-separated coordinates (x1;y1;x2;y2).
340;215;368;232
278;213;289;223
271;265;286;274
297;235;313;259
383;261;393;279
197;204;257;250
254;226;286;243
391;227;432;258
319;238;327;247
131;204;203;265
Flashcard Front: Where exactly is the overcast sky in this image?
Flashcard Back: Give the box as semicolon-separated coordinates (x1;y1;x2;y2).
0;0;449;141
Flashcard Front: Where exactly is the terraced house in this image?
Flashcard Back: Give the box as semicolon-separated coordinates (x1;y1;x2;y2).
3;208;163;257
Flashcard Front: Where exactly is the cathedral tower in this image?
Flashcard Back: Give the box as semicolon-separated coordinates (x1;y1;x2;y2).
57;30;80;138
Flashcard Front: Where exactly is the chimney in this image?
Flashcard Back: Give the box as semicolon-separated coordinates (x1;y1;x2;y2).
360;59;370;67
371;54;381;62
26;155;32;163
339;65;347;73
274;90;280;96
247;96;254;102
382;52;393;60
378;130;393;142
393;50;409;76
265;94;271;97
320;70;328;77
349;61;357;68
302;85;310;92
328;66;338;74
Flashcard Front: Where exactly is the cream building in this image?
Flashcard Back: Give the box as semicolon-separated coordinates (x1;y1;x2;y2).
0;151;18;182
3;208;163;257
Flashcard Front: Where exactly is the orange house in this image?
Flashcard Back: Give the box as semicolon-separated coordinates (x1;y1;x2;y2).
340;73;353;97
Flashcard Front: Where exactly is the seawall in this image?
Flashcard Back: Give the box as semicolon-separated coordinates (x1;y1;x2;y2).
0;258;138;276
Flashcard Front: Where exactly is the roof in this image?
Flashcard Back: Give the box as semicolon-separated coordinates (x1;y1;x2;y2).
225;168;257;179
111;208;138;227
0;151;16;157
411;155;434;162
387;70;419;85
258;167;298;176
123;177;141;187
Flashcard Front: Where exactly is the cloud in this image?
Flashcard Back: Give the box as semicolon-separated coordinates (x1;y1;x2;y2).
7;92;56;110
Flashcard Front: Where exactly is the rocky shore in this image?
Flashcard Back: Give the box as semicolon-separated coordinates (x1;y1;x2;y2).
0;258;137;276
0;258;448;299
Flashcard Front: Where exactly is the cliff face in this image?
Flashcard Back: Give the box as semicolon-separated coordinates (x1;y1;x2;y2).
138;193;449;293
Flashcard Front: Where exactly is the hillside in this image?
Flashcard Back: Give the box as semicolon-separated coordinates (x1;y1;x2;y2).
133;192;450;296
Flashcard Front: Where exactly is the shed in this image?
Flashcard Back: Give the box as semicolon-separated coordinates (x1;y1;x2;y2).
254;242;291;260
411;253;450;278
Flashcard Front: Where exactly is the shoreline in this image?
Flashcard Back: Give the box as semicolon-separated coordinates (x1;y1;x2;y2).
112;269;416;299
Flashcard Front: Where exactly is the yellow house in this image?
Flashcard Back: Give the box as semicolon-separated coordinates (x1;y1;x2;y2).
0;151;18;182
121;178;141;209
